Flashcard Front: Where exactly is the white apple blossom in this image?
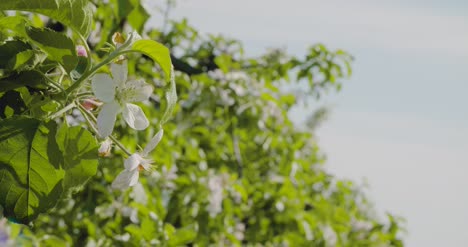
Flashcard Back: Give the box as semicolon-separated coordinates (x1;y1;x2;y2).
91;60;153;138
111;130;164;190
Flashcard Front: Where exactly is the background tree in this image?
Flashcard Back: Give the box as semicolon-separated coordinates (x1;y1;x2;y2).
0;0;404;246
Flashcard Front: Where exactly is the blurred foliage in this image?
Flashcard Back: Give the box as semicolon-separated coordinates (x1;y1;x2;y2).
1;0;404;246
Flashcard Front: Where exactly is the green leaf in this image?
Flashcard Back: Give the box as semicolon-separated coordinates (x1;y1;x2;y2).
0;70;49;92
25;26;78;73
0;118;99;224
39;236;68;247
7;50;35;71
131;40;172;82
0;40;39;77
114;0;134;21
214;54;233;73
0;0;94;37
4;105;14;118
0;17;77;73
71;56;89;79
0;40;31;69
56;123;99;192
160;67;177;126
141;217;156;240
131;39;176;125
40;100;60;113
168;224;198;246
7;50;46;72
125;225;143;239
0;90;26;118
127;3;150;33
0;16;29;38
0;117;64;224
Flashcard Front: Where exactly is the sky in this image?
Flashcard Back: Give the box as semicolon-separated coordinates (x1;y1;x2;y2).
149;1;468;246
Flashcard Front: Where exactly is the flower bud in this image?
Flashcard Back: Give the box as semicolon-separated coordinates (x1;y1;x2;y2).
81;99;101;111
112;32;125;46
98;139;112;157
76;45;87;57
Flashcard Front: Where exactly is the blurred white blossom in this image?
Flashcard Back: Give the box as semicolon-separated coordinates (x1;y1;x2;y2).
207;171;229;217
234;222;245;241
322;225;337;247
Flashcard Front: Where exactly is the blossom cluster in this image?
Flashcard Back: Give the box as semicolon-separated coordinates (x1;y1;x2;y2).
88;32;165;190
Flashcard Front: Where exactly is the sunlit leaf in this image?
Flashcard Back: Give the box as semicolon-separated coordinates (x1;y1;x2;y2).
0;117;64;224
0;17;78;73
131;40;172;82
56;123;99;192
0;0;94;37
0;118;99;224
160;67;177;125
25;26;78;73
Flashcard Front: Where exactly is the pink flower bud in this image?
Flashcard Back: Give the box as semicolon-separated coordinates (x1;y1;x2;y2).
81;99;101;110
76;45;87;57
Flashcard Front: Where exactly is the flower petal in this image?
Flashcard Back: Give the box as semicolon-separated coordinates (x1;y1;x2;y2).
131;183;148;205
111;60;128;87
122;103;149;130
91;73;116;102
122;79;153;102
124;153;143;170
97;101;120;138
111;169;139;190
128;171;140;187
142;129;163;156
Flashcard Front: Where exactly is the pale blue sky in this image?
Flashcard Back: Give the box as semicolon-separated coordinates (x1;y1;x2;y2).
149;0;468;246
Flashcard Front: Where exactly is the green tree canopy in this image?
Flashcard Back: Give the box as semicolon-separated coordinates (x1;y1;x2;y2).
0;0;404;246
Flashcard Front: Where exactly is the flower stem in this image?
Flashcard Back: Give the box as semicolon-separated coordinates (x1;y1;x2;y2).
48;101;75;120
76;102;132;156
108;134;133;156
45;75;66;97
76;103;99;134
65;58;110;94
78;33;92;72
77;92;94;98
65;49;130;95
